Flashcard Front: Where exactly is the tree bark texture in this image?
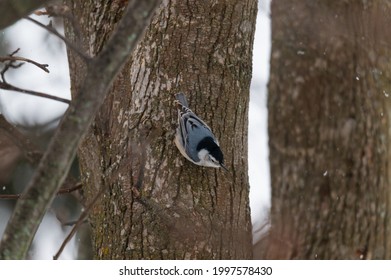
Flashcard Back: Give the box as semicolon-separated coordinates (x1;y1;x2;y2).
0;0;158;259
66;0;257;259
265;0;391;259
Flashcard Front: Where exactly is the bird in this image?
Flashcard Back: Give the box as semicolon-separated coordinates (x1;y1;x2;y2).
174;93;228;171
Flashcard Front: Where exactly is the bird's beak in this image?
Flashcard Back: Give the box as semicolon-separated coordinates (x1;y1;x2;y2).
220;163;229;172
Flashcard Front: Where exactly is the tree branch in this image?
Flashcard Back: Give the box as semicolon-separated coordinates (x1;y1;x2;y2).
0;54;49;73
0;0;52;30
0;82;71;104
0;0;160;259
43;5;86;58
0;48;71;104
57;182;82;195
0;182;82;200
25;16;90;61
53;186;104;260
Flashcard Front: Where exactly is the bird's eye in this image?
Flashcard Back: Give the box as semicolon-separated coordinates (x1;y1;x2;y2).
209;155;219;164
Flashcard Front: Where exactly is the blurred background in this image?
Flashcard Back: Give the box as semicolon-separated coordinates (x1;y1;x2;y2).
0;0;271;259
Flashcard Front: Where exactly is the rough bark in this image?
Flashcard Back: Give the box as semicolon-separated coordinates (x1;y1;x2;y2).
264;0;391;259
66;0;256;259
0;0;158;260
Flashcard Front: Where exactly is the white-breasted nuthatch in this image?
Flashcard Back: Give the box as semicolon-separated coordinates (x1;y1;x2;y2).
174;93;228;171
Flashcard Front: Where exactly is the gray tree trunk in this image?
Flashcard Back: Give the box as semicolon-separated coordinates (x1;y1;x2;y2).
263;0;391;259
66;0;257;259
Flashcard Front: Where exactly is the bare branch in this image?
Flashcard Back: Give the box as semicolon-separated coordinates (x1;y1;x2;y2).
0;48;70;104
25;16;90;61
0;193;21;199
0;0;160;260
1;48;21;82
9;48;19;56
57;182;82;195
0;56;49;73
0;182;82;200
41;5;86;56
60;220;83;226
0;81;71;104
53;187;104;260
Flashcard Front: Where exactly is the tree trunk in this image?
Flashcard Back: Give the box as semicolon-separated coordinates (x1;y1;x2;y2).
264;0;391;259
66;0;256;259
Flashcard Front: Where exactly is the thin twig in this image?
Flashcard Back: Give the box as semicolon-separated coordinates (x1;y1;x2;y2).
25;17;90;61
0;56;49;73
1;48;48;84
0;48;70;104
53;187;105;260
57;182;83;194
36;5;86;57
61;220;86;226
0;183;82;200
9;49;19;56
0;194;21;199
1;49;20;82
0;82;71;104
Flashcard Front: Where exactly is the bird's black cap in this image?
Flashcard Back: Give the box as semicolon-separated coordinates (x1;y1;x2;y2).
197;137;227;171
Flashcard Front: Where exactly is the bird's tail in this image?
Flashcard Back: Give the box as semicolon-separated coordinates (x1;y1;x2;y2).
176;92;189;108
